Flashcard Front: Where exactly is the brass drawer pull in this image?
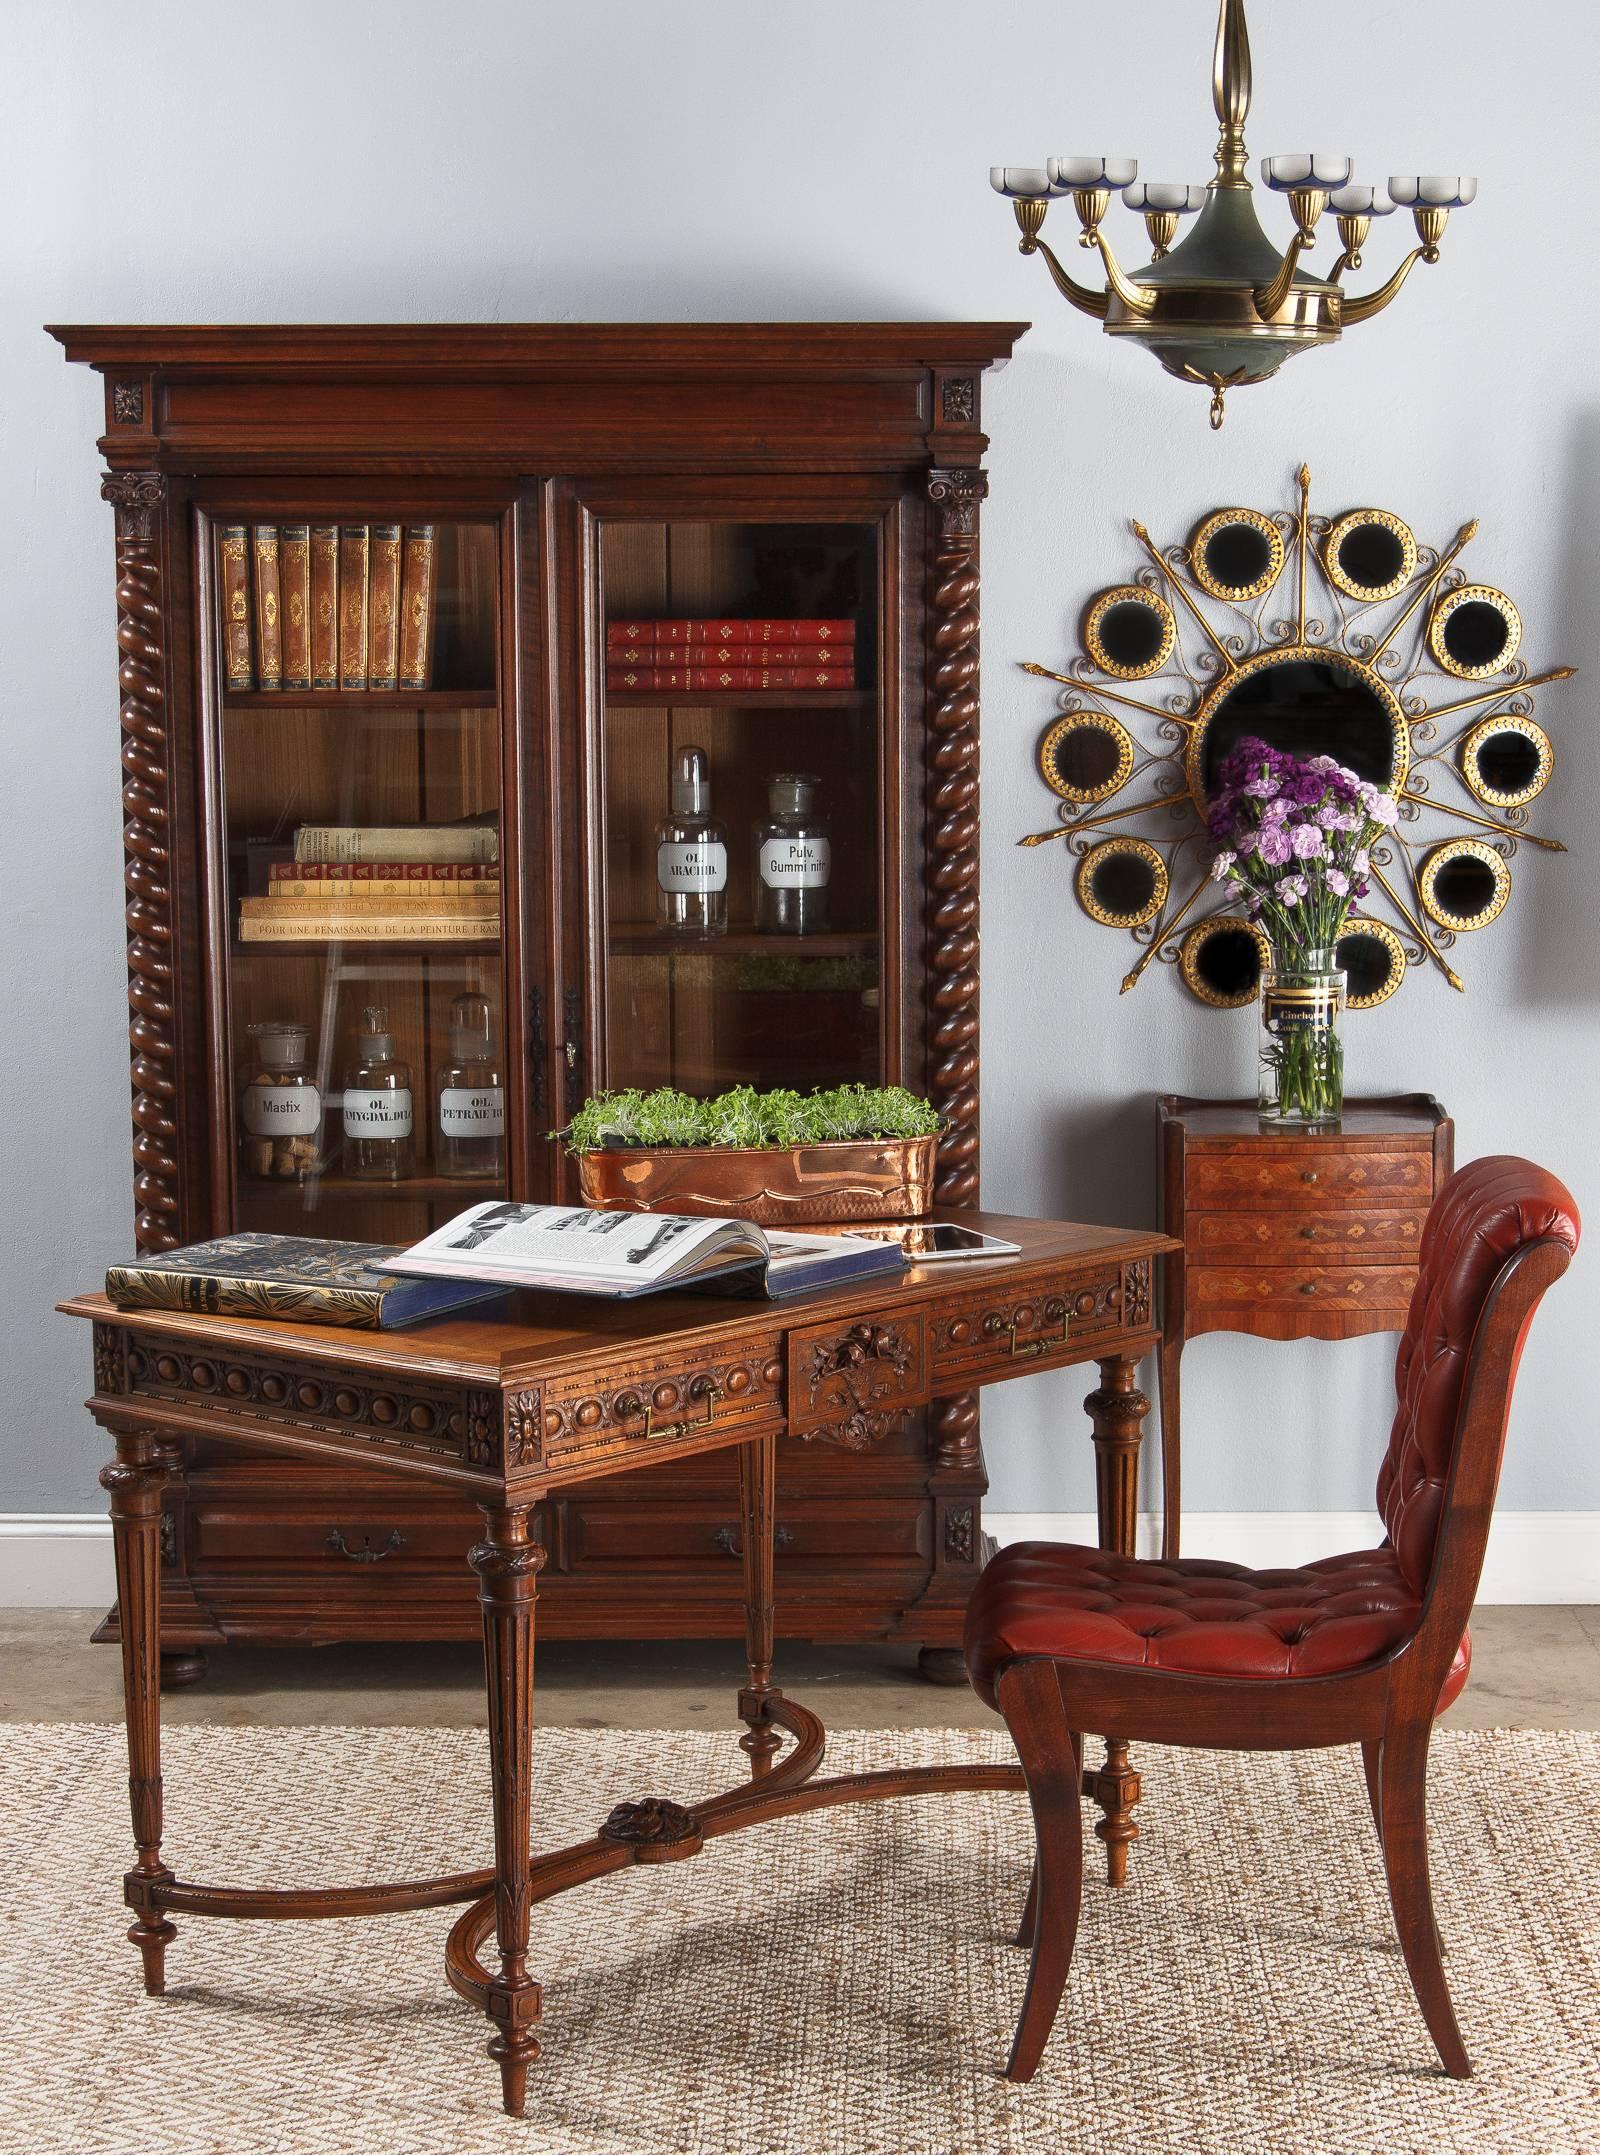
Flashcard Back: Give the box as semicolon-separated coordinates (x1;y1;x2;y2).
1008;1301;1071;1359
325;1528;406;1563
712;1524;796;1558
1301;1170;1319;1184
616;1381;723;1444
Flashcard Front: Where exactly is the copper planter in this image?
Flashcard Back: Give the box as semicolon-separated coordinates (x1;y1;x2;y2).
575;1135;938;1226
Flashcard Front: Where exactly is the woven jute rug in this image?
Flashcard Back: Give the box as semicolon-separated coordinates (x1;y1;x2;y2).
1;1722;1595;2155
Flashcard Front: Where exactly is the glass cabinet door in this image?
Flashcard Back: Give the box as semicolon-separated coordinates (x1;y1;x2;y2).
598;517;885;1096
209;515;509;1245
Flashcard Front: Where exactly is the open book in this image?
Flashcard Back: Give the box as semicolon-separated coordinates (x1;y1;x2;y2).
385;1201;909;1302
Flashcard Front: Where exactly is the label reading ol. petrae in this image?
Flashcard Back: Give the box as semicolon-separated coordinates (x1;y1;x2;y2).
657;840;728;893
439;1087;505;1138
343;1088;413;1139
242;1082;321;1137
759;836;831;888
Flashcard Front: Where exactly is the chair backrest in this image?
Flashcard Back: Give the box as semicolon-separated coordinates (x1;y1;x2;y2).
1378;1156;1579;1607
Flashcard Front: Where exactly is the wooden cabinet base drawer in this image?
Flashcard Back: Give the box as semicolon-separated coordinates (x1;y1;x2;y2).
1186;1148;1432;1210
1191;1209;1428;1265
188;1495;481;1575
564;1495;931;1571
1192;1264;1415;1316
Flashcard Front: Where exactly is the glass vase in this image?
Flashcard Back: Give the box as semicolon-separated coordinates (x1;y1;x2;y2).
1258;947;1346;1125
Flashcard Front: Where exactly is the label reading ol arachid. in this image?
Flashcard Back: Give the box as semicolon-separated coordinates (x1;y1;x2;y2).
241;1083;322;1137
439;1087;505;1138
342;1088;414;1139
759;836;831;889
657;840;728;893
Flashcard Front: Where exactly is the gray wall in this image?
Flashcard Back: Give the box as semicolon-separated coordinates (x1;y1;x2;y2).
2;0;1594;1518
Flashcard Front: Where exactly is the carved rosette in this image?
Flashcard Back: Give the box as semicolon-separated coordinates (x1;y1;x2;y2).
93;1322;125;1395
925;467;986;1208
102;471;179;1252
1125;1259;1153;1328
505;1391;544;1471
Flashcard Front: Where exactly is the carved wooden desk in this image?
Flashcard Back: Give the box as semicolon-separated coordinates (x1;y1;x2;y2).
64;1212;1171;2118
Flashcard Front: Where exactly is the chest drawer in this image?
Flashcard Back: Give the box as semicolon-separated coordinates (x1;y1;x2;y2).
1192;1263;1416;1315
1186;1148;1432;1210
1190;1209;1428;1266
930;1261;1137;1384
540;1333;784;1476
188;1490;481;1575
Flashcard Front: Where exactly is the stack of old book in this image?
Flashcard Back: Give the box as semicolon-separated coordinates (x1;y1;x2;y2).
238;824;500;943
220;523;436;693
605;617;856;693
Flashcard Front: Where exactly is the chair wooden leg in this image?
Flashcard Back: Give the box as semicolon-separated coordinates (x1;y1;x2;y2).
995;1660;1083;2084
1013;1857;1038;1947
1361;1737;1385;1845
1377;1726;1470;2079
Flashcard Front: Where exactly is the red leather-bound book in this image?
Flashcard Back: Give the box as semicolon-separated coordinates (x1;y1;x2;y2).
605;618;855;648
607;641;853;670
606;666;857;692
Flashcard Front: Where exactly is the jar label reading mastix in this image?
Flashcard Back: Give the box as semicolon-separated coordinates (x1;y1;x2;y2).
343;1088;414;1139
657;841;728;893
242;1082;321;1137
440;1087;505;1137
759;836;831;888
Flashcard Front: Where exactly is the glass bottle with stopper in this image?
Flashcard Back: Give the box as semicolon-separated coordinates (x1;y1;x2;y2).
435;991;505;1180
755;772;831;935
655;743;728;936
239;1020;322;1182
343;1005;414;1180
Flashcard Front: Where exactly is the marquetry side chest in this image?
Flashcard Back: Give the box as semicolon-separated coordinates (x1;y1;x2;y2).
1155;1093;1453;1554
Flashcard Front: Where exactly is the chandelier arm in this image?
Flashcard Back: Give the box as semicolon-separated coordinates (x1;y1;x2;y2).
1341;245;1432;326
1024;234;1111;321
1254;234;1314;322
1090;231;1158;317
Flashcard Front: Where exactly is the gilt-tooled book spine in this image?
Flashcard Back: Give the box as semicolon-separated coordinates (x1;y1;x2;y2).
252;527;282;690
605;618;855;647
238;914;496;942
398;525;436;690
219;525;254;690
606;666;856;692
310;523;340;688
279;523;312;691
338;525;370;689
368;524;402;690
106;1234;400;1329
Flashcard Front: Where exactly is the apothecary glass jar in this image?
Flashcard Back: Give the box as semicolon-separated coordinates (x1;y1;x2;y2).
1258;948;1345;1124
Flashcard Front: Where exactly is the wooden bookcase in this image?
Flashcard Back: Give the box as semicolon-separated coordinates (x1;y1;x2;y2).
50;323;1025;1683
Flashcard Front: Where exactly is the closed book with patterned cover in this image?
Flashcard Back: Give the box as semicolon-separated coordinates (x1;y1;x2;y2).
338;525;370;688
292;823;500;864
240;893;498;917
238;915;498;942
219;525;254;689
105;1232;505;1330
310;523;340;688
605;619;854;647
252;526;282;689
279;523;312;690
369;524;403;689
608;642;851;668
399;525;436;689
607;667;856;692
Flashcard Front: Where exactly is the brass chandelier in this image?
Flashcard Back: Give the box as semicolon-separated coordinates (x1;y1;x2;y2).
991;0;1476;427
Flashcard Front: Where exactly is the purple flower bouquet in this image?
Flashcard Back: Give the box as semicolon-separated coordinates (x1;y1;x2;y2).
1206;736;1397;1119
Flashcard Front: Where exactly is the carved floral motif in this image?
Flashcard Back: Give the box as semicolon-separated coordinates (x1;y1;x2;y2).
944;1505;976;1565
1125;1259;1152;1328
111;382;145;425
505;1391;544;1470
93;1323;125;1395
940;375;976;424
598;1796;700;1847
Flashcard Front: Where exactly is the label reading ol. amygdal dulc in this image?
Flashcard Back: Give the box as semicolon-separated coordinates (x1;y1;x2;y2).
759;836;831;888
657;841;728;893
439;1087;505;1138
343;1088;414;1139
241;1082;322;1137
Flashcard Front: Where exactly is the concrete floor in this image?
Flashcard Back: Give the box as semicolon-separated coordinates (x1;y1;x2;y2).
3;1605;1598;1730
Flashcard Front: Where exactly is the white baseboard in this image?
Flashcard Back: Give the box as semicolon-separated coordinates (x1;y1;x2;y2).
985;1511;1600;1605
2;1510;1595;1609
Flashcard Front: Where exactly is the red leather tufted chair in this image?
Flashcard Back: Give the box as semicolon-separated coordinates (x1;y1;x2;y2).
964;1157;1578;2084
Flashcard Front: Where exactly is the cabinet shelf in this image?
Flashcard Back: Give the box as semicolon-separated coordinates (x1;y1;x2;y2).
240;1174;507;1203
604;690;870;711
608;925;877;958
224;689;498;712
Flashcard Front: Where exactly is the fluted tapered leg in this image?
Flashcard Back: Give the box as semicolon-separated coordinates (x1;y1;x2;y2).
101;1427;177;1993
469;1507;546;2117
737;1430;782;1776
1083;1356;1150;1883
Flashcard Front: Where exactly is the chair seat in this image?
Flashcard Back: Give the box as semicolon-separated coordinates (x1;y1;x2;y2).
964;1542;1470;1712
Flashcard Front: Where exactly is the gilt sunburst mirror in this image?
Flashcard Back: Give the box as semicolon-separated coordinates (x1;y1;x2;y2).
1021;468;1572;1008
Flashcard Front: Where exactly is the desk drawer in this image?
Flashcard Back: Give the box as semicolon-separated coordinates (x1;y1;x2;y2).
564;1493;930;1570
1186;1148;1432;1210
930;1263;1131;1385
1191;1263;1415;1316
1190;1209;1428;1265
541;1334;784;1475
189;1492;478;1575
